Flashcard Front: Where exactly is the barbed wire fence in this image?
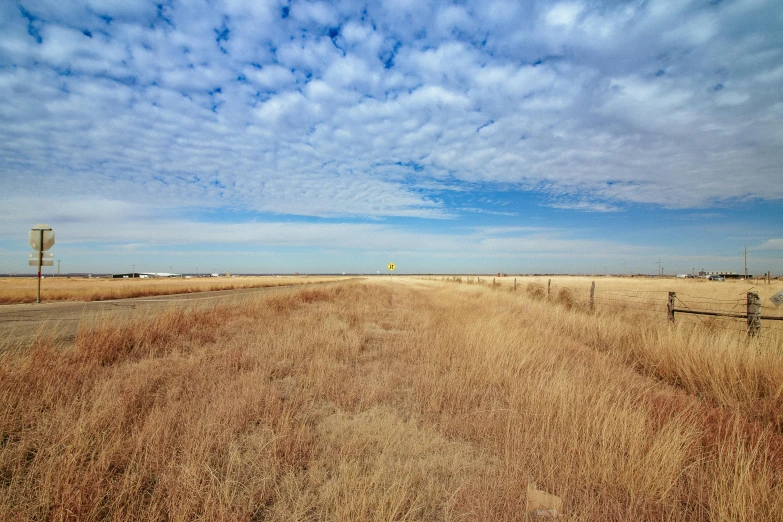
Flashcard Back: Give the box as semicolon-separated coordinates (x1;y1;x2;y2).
434;276;783;340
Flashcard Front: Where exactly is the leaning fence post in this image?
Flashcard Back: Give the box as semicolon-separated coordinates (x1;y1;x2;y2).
590;281;595;310
548;279;551;298
747;292;761;337
668;292;676;322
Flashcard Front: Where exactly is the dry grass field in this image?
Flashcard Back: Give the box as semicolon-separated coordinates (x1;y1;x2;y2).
436;275;783;339
1;277;781;520
437;274;781;308
0;275;348;304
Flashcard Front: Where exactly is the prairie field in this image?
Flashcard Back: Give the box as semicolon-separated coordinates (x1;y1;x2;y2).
1;277;782;520
0;275;347;304
437;275;783;339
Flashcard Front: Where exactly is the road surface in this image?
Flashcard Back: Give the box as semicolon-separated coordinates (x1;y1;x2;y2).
0;281;351;349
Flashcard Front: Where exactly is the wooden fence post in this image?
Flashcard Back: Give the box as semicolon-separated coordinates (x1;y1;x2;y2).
747;292;761;337
547;279;551;298
514;278;517;290
590;281;595;310
668;292;676;322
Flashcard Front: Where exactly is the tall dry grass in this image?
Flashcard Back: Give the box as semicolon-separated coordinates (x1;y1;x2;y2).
0;275;348;304
0;280;781;520
472;274;783;316
435;275;783;424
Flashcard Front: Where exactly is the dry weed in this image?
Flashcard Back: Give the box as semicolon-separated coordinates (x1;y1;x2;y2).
0;276;348;304
0;280;780;520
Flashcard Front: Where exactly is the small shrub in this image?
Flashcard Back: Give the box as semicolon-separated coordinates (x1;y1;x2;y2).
557;288;575;308
526;283;546;300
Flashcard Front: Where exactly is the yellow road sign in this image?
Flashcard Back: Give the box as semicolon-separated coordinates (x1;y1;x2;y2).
388;262;395;271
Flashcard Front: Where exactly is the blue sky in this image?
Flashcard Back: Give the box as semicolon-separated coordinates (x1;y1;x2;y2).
1;0;782;275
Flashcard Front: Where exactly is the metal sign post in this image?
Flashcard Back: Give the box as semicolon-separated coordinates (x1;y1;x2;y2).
28;224;55;303
388;262;395;282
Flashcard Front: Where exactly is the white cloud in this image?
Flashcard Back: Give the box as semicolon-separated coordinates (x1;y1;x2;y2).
323;54;381;90
275;36;341;74
434;5;471;36
663;13;718;45
245;63;296;89
545;2;584;28
758;239;783;251
546;201;622;213
0;203;641;266
0;0;781;233
290;1;339;26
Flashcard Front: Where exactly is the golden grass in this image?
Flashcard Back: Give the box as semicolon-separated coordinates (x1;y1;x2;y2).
435;274;781;304
0;279;781;520
0;275;349;304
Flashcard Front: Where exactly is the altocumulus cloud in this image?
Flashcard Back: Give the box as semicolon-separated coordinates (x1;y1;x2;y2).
0;0;782;271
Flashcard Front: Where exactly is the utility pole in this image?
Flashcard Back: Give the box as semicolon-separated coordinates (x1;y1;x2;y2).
57;260;60;277
622;262;626;276
657;258;662;276
741;246;750;279
132;264;135;278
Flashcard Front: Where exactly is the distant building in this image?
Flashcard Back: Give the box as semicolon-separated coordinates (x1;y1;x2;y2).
698;271;748;280
112;272;181;279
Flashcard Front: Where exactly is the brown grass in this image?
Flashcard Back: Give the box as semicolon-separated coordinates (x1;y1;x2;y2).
0;279;781;520
0;275;349;304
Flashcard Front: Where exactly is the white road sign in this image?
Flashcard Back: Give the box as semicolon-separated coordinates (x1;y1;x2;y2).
29;224;55;251
29;252;54;266
770;289;783;307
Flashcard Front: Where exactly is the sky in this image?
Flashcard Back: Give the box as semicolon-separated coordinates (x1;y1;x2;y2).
1;0;782;275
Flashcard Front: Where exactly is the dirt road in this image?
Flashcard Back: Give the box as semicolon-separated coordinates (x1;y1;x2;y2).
0;281;352;349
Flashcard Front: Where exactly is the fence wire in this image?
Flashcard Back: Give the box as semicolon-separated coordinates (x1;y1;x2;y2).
434;277;783;340
673;292;744;304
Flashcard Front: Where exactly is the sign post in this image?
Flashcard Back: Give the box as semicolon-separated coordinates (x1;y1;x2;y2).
388;262;395;282
29;224;55;303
